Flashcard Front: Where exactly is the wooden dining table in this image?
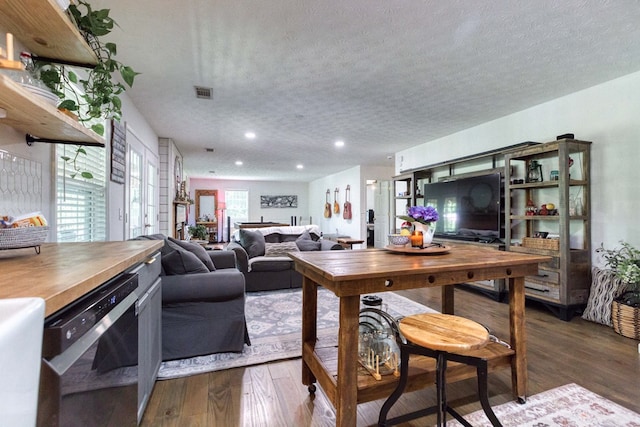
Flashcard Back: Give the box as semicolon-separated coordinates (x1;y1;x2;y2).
288;245;550;427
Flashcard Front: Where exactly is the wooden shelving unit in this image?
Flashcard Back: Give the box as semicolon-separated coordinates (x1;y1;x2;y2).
0;0;104;146
505;139;592;320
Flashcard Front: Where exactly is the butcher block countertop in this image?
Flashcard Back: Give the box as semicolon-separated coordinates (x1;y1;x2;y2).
0;241;163;317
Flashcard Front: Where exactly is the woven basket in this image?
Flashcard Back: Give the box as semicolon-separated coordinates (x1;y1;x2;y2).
522;237;560;251
0;226;49;250
611;299;640;340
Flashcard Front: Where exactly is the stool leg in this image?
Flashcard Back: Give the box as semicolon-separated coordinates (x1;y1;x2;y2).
476;360;502;427
378;346;411;426
435;352;447;427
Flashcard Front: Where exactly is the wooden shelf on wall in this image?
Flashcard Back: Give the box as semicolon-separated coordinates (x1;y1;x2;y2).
0;75;104;146
0;0;98;67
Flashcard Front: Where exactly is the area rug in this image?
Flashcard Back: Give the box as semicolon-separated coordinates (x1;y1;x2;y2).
157;287;436;380
446;383;640;427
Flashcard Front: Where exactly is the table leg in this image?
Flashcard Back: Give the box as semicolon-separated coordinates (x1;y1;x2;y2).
335;295;360;427
301;277;318;387
441;285;455;314
508;276;528;402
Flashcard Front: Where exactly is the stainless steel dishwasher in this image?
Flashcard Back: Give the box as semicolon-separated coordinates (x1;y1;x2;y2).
37;273;139;427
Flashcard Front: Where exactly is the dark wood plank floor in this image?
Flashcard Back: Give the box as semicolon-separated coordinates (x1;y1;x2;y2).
141;286;640;426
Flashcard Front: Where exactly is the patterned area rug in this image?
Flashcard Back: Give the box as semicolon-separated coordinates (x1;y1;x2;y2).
157;287;435;380
446;383;640;427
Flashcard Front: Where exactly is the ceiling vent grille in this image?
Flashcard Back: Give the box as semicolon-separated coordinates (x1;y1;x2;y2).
195;86;213;99
205;148;214;153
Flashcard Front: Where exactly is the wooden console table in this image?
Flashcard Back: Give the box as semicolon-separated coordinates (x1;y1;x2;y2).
289;245;549;427
336;237;365;250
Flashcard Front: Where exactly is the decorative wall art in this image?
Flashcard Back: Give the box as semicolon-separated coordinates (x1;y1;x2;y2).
324;189;331;218
343;185;352;219
110;120;126;184
260;195;298;208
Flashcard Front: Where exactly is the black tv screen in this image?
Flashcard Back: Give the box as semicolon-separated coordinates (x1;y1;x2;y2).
423;173;502;242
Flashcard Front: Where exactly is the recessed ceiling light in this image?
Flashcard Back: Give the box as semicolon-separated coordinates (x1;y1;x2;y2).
335;140;345;147
235;160;243;166
245;131;256;140
296;164;304;169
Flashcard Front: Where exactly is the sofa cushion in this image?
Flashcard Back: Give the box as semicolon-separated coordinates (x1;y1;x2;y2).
265;241;299;257
162;249;210;275
264;233;282;243
248;256;292;272
239;229;266;258
296;230;322;251
168;237;216;271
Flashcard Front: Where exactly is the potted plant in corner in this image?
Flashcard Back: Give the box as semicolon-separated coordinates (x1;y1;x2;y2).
188;224;209;242
597;241;640;339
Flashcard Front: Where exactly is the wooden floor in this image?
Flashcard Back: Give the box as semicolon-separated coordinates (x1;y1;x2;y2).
141;286;640;426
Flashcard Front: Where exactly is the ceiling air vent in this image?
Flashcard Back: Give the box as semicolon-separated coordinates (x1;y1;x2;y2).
205;148;214;153
194;86;213;99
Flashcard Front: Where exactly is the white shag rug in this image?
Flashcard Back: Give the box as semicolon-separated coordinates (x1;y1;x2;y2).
446;383;640;427
157;287;436;379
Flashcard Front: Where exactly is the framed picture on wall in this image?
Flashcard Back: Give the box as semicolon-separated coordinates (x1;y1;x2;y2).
260;195;298;208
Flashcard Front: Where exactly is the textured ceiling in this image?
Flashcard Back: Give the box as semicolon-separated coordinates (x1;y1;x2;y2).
91;0;640;181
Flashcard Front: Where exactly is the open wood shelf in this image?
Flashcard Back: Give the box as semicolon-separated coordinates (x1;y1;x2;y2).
0;0;98;67
0;75;104;145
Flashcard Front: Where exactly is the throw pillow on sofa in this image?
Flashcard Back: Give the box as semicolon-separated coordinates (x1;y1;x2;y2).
168;237;216;271
265;241;300;257
162;249;210;275
296;230;321;251
239;229;266;258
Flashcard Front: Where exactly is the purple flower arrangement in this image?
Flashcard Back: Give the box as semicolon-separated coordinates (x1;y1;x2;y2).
398;205;439;225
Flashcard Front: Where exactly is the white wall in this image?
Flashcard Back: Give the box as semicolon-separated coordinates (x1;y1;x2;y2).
108;93;160;241
188;178;310;239
309;166;362;240
0;126;52;238
396;70;640;265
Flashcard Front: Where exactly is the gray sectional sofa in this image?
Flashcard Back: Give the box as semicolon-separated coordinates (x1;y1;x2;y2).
226;225;344;292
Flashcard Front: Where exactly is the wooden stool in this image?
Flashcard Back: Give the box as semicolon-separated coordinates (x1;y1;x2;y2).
378;313;502;427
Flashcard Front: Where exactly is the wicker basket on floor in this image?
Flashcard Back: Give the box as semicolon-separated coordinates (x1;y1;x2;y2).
0;226;49;251
611;299;640;340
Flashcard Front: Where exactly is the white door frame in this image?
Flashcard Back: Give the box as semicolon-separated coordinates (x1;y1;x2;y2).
125;125;159;239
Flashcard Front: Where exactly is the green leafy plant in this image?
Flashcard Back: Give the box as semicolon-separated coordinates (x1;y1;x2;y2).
37;1;139;134
34;0;140;179
597;241;640;306
61;146;94;179
188;225;209;241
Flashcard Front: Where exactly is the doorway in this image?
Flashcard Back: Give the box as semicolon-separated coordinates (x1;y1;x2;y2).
125;126;159;239
366;180;392;248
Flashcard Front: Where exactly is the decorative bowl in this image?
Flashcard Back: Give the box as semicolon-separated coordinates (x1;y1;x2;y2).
388;234;410;246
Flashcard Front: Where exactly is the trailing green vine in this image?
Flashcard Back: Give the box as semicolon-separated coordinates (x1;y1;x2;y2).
34;0;140;179
37;0;139;135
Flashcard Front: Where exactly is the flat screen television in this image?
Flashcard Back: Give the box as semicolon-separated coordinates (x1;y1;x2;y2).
423;173;503;242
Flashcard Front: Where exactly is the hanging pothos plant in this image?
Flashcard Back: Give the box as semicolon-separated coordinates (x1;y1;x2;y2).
35;0;140;179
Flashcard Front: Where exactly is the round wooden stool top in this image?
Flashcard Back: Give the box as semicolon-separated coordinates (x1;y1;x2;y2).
399;313;489;352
